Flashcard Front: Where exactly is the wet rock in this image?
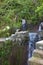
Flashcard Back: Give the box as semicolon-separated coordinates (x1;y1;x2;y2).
0;31;28;45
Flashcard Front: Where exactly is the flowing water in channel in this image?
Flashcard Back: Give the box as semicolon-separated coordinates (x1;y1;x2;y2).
28;32;39;58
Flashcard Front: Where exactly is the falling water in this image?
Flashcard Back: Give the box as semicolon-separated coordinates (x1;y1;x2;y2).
28;32;39;58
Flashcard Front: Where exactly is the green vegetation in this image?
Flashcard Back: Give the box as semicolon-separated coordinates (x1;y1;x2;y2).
0;0;43;27
0;0;43;37
0;0;43;64
0;0;43;36
0;40;12;65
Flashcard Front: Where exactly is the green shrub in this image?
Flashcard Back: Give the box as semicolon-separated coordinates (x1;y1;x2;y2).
0;40;12;65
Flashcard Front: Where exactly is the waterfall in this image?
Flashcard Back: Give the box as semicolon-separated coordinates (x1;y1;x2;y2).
21;19;27;31
28;32;39;58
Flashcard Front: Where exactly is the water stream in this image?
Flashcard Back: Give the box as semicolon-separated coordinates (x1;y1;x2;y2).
28;32;39;58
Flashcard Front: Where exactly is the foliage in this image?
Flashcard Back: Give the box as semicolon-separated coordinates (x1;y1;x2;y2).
0;26;10;37
35;2;43;21
0;0;43;28
0;40;12;65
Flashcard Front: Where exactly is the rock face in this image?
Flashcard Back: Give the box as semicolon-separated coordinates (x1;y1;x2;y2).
38;31;43;38
0;31;28;45
9;31;28;45
36;40;43;50
28;40;43;65
28;57;43;65
38;31;43;40
33;49;43;59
